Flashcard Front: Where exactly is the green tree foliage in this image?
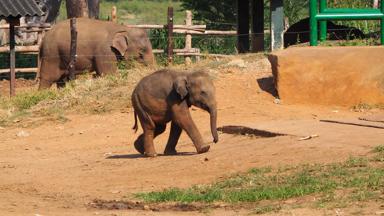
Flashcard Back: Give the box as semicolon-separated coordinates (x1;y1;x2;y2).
180;0;377;31
180;0;237;29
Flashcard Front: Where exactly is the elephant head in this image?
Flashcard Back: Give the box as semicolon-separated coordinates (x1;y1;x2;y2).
174;70;219;143
112;29;155;66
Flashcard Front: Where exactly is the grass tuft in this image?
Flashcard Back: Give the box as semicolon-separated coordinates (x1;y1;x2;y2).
11;90;58;111
373;145;384;153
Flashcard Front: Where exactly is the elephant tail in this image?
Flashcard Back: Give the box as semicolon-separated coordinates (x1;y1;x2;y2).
132;110;138;133
132;92;155;132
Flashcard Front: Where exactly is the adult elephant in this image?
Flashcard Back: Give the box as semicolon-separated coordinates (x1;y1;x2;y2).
38;18;155;89
284;17;365;47
131;69;219;157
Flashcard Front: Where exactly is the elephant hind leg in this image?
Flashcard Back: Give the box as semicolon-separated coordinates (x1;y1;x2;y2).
134;134;145;154
134;124;166;156
164;121;182;155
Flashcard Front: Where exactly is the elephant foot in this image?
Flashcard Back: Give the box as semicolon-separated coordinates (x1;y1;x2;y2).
164;149;178;155
144;152;158;157
134;140;145;155
196;145;210;154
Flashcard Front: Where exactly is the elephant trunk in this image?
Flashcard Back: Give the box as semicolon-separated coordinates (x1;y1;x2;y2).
209;104;219;143
144;52;156;66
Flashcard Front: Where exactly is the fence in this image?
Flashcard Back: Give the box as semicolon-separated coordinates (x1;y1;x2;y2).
0;6;237;77
309;0;384;45
0;23;50;74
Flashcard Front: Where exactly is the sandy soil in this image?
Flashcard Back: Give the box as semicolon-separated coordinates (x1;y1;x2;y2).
0;58;383;215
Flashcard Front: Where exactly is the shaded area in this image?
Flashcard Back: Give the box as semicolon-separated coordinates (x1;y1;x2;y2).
217;125;286;138
257;76;278;97
284;17;365;48
106;152;196;159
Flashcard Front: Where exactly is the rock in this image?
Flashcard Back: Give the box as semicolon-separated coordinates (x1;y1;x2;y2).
273;98;281;104
268;47;384;106
16;130;30;137
143;205;150;210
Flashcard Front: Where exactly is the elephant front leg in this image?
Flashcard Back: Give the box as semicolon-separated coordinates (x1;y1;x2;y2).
172;106;210;154
164;121;182;155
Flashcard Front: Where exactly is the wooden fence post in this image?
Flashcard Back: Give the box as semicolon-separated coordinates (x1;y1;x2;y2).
68;18;77;81
9;19;17;97
167;7;174;64
185;10;192;65
111;6;117;23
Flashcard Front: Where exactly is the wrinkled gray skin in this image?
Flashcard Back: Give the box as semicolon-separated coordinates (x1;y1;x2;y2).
38;17;155;89
132;69;219;157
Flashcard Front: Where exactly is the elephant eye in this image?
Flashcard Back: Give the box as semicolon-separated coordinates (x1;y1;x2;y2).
201;90;207;96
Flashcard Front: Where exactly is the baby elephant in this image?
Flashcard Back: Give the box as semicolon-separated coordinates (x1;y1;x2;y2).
132;69;219;157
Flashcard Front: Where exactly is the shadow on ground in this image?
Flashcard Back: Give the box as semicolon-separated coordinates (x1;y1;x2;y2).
106;152;196;159
257;76;278;97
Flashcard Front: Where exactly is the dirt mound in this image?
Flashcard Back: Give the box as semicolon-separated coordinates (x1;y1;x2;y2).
269;46;384;106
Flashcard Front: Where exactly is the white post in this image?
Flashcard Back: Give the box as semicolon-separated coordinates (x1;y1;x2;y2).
111;6;117;23
373;0;379;8
185;10;192;65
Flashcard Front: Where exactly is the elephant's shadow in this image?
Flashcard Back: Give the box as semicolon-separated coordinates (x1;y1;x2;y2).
106;152;196;159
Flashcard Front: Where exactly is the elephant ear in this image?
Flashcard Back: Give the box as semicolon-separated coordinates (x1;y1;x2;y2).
174;76;188;100
112;32;128;56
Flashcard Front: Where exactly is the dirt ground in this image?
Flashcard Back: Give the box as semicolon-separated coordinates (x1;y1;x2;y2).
0;57;383;215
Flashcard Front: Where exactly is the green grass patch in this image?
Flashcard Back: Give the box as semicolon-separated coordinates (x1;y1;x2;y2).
372;145;384;162
373;145;384;153
351;103;384;112
58;0;185;25
135;155;384;205
0;66;153;127
10;90;59;111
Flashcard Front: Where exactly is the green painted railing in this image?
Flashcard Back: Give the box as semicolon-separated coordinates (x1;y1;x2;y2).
309;0;384;45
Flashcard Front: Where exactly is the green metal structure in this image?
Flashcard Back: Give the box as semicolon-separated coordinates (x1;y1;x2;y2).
309;0;384;46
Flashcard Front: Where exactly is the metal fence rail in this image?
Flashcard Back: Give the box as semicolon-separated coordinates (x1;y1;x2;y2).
309;0;384;45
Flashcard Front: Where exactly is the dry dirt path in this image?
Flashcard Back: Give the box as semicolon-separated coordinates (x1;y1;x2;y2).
0;70;383;215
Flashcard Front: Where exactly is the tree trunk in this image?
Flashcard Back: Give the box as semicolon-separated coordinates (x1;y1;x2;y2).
88;0;100;19
66;0;89;18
